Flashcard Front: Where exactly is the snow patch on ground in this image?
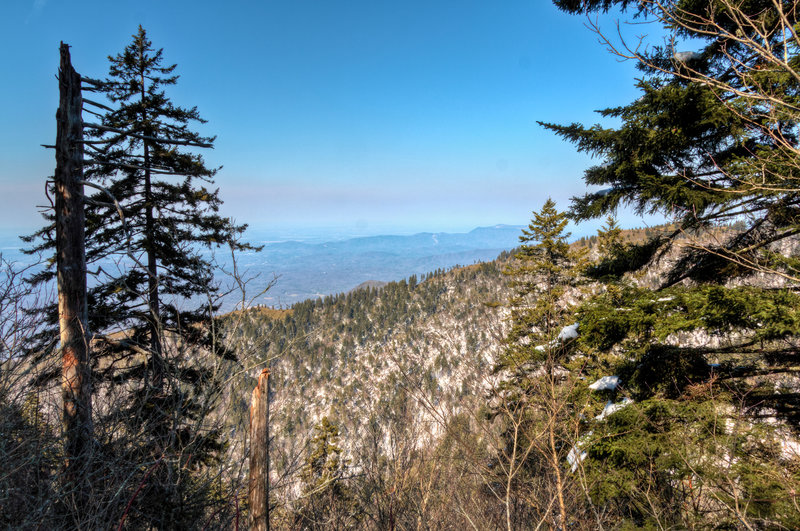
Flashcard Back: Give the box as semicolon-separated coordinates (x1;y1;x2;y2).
558;323;579;340
594;398;633;420
567;431;593;472
589;375;619;391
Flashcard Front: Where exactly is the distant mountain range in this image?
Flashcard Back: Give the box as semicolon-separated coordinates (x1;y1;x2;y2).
228;225;524;307
0;225;525;309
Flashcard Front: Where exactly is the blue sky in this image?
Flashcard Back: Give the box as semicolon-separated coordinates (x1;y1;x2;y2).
2;0;664;238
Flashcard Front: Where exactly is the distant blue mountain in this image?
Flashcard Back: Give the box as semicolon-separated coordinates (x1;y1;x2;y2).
229;225;524;307
0;225;525;309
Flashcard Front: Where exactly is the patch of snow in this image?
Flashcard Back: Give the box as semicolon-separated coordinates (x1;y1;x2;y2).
780;437;800;460
567;446;587;472
588;375;619;391
558;323;579;341
567;431;593;472
594;397;633;420
656;297;674;302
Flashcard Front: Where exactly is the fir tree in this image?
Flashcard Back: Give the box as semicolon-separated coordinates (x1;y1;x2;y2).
596;215;622;259
545;0;800;283
542;2;800;526
295;417;359;529
490;199;591;528
23;27;251;528
500;198;585;372
84;26;250;382
90;27;250;527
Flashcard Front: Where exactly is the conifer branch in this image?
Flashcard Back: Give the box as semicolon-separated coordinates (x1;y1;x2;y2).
82;122;213;147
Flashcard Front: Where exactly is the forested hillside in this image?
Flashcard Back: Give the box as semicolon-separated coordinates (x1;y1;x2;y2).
219;215;800;528
5;0;800;528
223;260;512;521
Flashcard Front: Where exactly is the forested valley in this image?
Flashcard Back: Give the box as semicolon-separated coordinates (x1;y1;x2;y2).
4;0;800;529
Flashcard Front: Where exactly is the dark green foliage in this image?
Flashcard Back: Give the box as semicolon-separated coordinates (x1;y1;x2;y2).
500;199;585;370
586;217;672;282
554;0;642;13
543;0;800;283
585;394;800;529
293;417;360;529
81;27;247;528
543;3;800;524
85;25;252;358
572;272;800;526
488;201;596;526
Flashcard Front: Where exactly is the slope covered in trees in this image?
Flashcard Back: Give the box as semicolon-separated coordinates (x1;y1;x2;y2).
5;2;800;527
221;207;800;528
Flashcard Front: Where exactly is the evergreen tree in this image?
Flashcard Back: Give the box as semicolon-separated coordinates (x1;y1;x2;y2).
542;1;800;526
490;199;592;528
91;27;250;527
23;27;251;528
500;198;586;371
84;26;249;381
595;215;622;260
295;417;359;529
545;0;800;283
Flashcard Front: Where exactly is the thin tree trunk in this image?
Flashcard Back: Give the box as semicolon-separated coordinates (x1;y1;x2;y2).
55;41;92;504
249;368;270;531
547;370;568;528
140;55;163;391
506;421;518;531
549;423;568;527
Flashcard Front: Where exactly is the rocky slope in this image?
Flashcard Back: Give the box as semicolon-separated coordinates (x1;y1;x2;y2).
224;258;514;488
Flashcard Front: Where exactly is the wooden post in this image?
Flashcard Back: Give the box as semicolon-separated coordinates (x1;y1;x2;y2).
55;42;92;491
249;368;270;531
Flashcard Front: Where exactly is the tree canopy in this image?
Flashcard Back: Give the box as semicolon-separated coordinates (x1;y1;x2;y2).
546;0;800;283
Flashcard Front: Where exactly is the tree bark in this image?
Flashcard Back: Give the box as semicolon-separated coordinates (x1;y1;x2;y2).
249;368;270;531
55;41;92;499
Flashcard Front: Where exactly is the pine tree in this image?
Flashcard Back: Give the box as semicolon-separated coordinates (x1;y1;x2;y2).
545;0;800;283
295;417;359;529
89;27;251;527
595;215;622;259
83;26;250;382
500;198;585;372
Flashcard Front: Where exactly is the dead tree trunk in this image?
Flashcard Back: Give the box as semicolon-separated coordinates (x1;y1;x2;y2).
55;41;92;494
249;368;270;531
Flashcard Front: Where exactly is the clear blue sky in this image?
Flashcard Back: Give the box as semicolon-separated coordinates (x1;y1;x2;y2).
2;0;663;238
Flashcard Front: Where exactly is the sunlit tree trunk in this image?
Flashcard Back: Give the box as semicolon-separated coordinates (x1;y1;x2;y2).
55;41;92;506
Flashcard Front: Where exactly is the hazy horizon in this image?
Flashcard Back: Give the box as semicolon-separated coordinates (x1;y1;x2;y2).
1;1;667;236
1;215;667;254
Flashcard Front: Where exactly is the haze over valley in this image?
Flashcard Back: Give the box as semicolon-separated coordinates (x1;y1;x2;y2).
1;224;525;309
